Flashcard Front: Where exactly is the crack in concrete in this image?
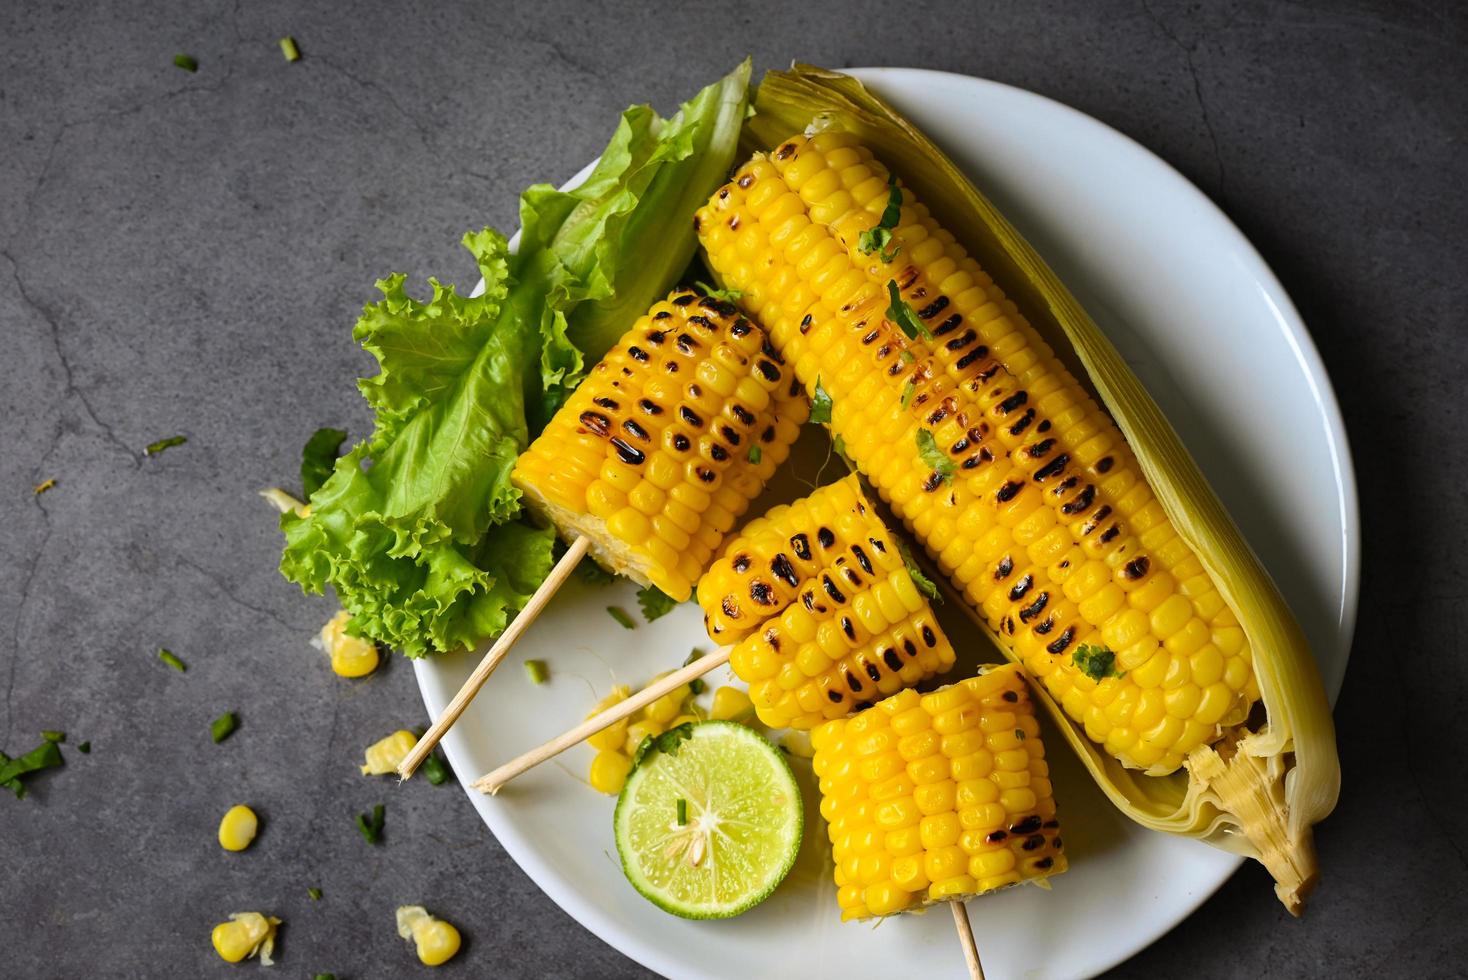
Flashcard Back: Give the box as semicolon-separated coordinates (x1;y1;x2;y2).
311;55;435;146
172;553;316;633
1140;0;1229;205
4;498;53;747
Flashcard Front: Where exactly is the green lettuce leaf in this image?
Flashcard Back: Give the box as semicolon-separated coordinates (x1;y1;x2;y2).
279;63;751;658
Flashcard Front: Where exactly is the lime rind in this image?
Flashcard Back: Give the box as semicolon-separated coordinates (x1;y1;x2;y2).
614;721;803;920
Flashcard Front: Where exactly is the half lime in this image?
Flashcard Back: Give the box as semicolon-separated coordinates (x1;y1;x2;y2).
614;721;802;919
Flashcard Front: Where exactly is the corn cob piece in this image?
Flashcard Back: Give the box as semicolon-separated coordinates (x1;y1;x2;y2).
514;289;807;600
696;133;1260;777
696;474;956;730
811;663;1066;920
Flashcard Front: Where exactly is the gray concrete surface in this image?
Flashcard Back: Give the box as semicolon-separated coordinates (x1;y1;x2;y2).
2;1;1464;977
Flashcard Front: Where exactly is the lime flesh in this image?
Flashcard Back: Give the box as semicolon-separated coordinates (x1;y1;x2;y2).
614;721;802;919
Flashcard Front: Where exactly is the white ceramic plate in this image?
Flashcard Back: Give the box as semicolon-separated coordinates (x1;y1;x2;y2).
414;68;1358;979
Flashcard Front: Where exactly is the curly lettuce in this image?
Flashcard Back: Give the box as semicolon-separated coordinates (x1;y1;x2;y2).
280;61;750;657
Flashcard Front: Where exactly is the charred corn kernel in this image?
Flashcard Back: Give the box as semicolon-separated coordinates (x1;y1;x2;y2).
513;289;808;600
697;475;956;730
711;685;754;722
588;750;633;795
361;730;418;775
396;906;461;966
210;912;280;965
811;664;1065;920
217;804;259;852
317;610;379;677
699;137;1258;774
585;685;632;752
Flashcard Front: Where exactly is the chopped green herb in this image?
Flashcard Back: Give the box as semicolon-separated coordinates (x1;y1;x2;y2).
857;174;903;262
695;280;742;302
887;281;931;340
915;429;955;484
574;555;617;586
173;54;198;72
77;741;91;754
689;678;706;696
422;752;452;786
279;36;300;62
895;538;941;602
606;606;636;629
300;427;348;499
308;887;323;901
144;434;187;456
631;722;694;770
524;659;549;685
636;586;679;623
314;974;337;980
747;444;762;464
900;381;917;410
33;478;56;495
158;648;187;672
1073;643;1123;682
676;797;688;825
683;648;705;666
355;803;386;844
900;349;916;365
831;433;851;466
40;730;64;744
809;377;833;425
0;740;64;798
210;711;238;744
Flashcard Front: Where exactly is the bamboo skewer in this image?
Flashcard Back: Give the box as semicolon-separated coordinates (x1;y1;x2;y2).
398;536;591;779
472;645;733;794
950;900;985;980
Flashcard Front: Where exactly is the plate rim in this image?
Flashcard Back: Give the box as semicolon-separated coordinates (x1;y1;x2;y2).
415;66;1360;979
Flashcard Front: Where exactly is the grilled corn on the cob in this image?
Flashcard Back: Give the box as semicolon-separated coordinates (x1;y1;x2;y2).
696;474;956;729
514;289;807;600
812;663;1066;920
697;133;1258;776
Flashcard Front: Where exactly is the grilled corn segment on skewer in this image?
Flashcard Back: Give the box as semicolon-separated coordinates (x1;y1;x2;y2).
811;663;1066;920
514;288;807;600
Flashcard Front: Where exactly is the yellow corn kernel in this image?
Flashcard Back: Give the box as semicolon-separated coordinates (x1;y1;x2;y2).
318;610;379;677
644;686;689;725
585;684;633;753
710;685;755;722
361;730;418;776
588;750;633;795
217;804;258;852
396;905;462;967
210;912;280;965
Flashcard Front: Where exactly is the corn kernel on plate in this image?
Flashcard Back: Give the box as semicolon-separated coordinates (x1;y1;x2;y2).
412;68;1356;979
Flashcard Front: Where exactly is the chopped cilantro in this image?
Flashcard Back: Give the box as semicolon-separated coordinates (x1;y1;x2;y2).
695;280;742;302
173;54;198;72
1073;644;1123;681
915;429;955;484
900;349;916;365
900;380;917;410
143;434;187;456
209;711;238;744
857;174;903;262
895;538;941;602
422;752;452;786
606;606;636;629
355;803;385;844
683;648;705;666
635;586;679;623
158;648;187;672
809;377;833;425
747;444;762;464
77;741;91;754
524;659;549;685
574;555;616;586
887;281;932;340
300;427;348;499
631;722;694;770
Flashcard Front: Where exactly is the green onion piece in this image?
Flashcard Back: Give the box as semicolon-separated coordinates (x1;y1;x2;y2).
355;803;385;844
747;444;762;464
210;711;238;744
524;659;549;685
144;434;187;456
0;740;64;798
158;648;187;672
422;752;452;786
279;36;300;62
173;54;198;72
308;887;323;901
689;678;706;696
606;606;635;630
41;730;65;743
77;741;91;754
676;798;688;825
314;974;337;980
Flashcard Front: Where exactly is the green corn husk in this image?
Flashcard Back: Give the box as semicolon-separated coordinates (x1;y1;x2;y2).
743;65;1340;914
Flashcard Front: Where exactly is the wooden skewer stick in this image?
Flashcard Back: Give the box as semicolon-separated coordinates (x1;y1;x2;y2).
472;645;733;794
950;900;985;980
398;536;591;779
